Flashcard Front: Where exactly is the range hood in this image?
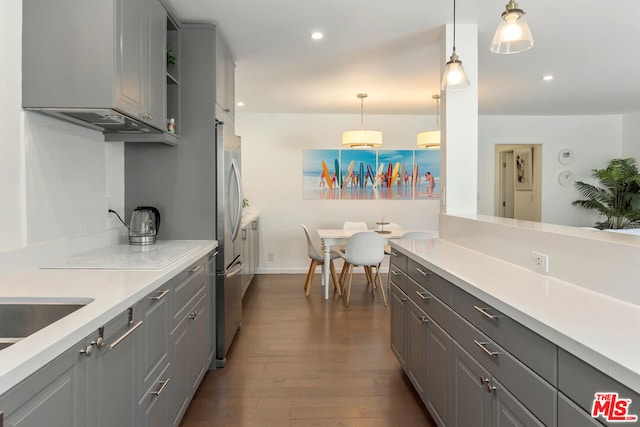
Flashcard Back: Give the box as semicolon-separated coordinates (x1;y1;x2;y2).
26;108;162;135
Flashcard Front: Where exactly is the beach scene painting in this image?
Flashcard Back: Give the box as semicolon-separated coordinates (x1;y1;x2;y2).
414;149;441;199
302;149;340;200
376;150;415;200
340;149;377;200
302;149;440;200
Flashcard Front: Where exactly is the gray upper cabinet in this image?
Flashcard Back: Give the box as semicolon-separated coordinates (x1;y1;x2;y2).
215;34;235;122
22;0;173;141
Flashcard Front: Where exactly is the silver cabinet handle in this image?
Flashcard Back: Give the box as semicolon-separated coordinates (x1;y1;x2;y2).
188;310;200;320
415;267;430;277
242;228;247;240
419;315;428;324
390;269;400;276
188;264;203;274
150;289;170;301
150;378;170;396
479;376;490;386
416;291;431;300
107;321;143;350
474;340;499;357
473;305;499;320
486;382;497;393
79;344;93;357
390;251;399;257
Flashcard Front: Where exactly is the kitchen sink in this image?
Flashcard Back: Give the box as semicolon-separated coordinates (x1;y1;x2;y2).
0;302;88;349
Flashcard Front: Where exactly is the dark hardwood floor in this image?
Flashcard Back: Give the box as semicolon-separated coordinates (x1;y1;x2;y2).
180;273;436;427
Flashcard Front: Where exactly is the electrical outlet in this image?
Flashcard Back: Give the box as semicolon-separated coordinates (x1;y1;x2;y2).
267;253;274;262
530;251;549;273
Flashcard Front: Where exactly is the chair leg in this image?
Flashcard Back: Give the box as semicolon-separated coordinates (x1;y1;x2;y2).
304;260;318;297
344;264;354;307
375;263;387;307
364;266;373;286
329;260;342;296
339;261;349;285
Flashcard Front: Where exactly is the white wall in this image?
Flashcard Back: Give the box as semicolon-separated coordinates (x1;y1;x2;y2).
622;111;640;160
478;115;623;227
0;0;124;255
237;113;441;273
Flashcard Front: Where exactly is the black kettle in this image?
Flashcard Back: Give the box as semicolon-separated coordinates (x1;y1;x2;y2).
129;206;161;245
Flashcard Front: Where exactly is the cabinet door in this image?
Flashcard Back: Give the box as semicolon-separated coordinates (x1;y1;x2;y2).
0;340;87;427
144;0;167;130
492;378;545;427
190;292;209;393
115;0;144;117
171;314;190;427
425;319;452;427
452;342;491;427
390;283;407;367
406;299;426;397
139;364;171;427
139;286;170;394
89;308;140;427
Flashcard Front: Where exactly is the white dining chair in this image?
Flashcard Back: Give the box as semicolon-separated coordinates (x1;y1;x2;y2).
301;224;341;297
343;221;368;231
336;231;387;307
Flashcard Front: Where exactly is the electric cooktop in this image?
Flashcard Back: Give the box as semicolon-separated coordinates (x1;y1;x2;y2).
42;241;197;270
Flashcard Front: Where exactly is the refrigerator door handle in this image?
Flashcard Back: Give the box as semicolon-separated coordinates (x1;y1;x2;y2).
226;260;243;278
229;158;243;241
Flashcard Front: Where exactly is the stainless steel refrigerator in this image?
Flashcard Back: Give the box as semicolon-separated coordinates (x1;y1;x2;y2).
215;119;243;366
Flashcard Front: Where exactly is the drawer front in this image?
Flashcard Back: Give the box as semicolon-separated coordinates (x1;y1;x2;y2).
407;258;452;306
452;312;557;427
407;277;452;334
558;348;640;425
388;264;408;296
558;392;603;427
172;257;207;329
389;249;407;272
139;286;170;393
452;286;556;385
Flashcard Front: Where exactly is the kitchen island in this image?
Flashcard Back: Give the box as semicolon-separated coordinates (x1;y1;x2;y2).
390;220;640;426
0;239;216;426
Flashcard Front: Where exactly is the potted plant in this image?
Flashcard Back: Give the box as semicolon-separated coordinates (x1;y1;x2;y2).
572;158;640;229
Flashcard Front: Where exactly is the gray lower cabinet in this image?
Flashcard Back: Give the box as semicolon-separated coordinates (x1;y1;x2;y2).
88;307;141;427
391;250;556;427
0;253;214;427
0;339;87;427
170;257;210;427
241;218;260;298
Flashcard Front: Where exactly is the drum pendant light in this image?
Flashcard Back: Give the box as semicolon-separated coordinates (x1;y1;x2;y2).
441;0;470;90
417;94;441;149
490;0;534;54
342;93;382;148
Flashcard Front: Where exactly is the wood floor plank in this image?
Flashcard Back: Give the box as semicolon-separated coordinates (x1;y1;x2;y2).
180;274;435;427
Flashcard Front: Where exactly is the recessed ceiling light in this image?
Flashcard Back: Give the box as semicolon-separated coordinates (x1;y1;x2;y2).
236;101;245;107
541;75;554;81
310;31;324;40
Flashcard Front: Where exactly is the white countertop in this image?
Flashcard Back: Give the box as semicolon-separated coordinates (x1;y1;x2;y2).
241;211;259;227
391;238;640;394
0;240;216;396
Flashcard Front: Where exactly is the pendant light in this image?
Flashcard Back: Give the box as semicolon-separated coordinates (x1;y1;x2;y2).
342;93;382;148
417;94;441;149
441;0;470;91
490;0;534;54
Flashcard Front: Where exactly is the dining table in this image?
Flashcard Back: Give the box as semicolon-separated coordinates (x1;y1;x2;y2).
316;228;434;300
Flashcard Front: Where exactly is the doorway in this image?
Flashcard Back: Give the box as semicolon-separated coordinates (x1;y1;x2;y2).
494;144;542;222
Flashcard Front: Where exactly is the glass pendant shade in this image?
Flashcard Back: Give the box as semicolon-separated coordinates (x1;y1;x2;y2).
417;131;441;149
490;1;534;54
342;93;382;148
441;51;470;91
342;130;382;148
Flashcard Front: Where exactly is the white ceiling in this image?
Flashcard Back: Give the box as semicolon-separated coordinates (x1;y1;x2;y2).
166;0;640;116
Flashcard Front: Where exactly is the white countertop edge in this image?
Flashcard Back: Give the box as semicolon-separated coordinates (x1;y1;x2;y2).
241;211;259;227
390;238;640;394
0;240;217;396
